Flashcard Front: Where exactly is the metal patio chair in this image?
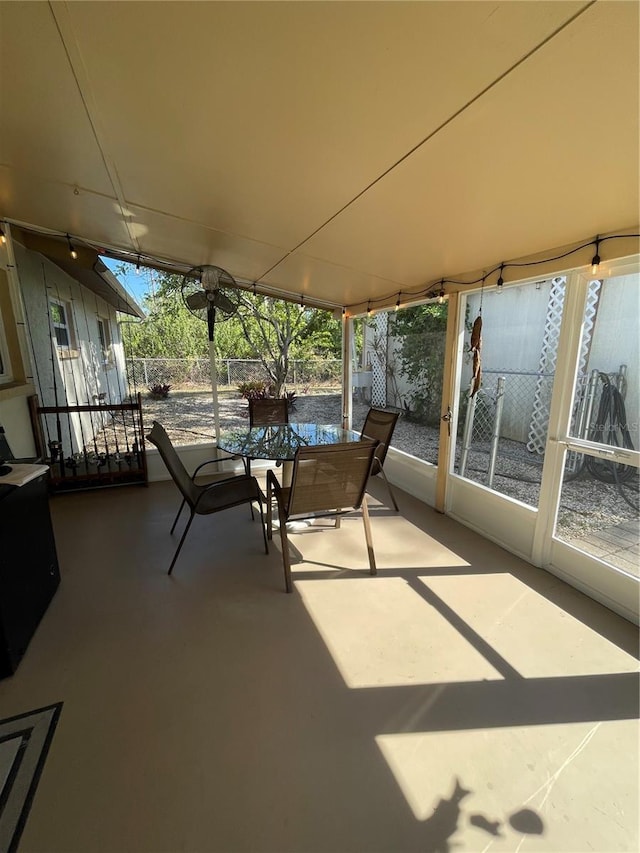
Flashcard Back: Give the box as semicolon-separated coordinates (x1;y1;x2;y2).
246;397;290;477
360;407;400;511
266;439;378;593
249;397;289;428
147;421;268;575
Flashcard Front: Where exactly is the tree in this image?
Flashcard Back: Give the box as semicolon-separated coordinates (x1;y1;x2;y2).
233;294;339;396
390;303;448;426
115;263;342;393
123;285;206;358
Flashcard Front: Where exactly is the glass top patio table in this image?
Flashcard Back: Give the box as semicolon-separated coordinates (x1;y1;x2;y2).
217;422;363;462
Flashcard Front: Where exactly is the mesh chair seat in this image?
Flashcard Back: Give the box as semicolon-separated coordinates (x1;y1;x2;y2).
194;475;263;514
360;408;400;511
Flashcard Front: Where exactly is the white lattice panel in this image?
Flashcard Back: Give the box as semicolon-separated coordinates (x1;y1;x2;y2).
371;313;388;407
527;278;601;454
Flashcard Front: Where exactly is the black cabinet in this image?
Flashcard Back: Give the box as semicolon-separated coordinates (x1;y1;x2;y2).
0;474;60;678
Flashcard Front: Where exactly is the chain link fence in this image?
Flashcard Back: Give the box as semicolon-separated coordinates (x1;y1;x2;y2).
455;369;551;502
460;369;551;447
454;366;630;502
127;357;342;392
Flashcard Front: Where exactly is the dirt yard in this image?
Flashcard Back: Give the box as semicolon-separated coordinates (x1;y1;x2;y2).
141;388;638;550
141;389;441;463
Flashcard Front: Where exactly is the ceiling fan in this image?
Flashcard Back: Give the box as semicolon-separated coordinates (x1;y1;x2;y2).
180;264;240;439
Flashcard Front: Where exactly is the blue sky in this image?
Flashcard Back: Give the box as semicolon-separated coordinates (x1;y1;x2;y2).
102;257;149;305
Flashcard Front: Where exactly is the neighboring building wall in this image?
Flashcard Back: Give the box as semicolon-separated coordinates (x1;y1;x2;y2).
462;275;639;447
368;272;639;450
464;282;552;379
584;273;639;448
462;281;554;443
13;243;129;455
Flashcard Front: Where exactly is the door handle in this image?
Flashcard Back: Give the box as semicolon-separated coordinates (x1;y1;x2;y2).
441;406;452;436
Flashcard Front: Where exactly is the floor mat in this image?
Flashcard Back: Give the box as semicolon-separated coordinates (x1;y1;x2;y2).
0;703;62;853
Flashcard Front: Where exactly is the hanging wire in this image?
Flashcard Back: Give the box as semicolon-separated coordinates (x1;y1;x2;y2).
354;232;640;312
4;219;639;312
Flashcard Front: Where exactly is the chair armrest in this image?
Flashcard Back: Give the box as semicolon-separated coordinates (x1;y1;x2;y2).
266;468;290;520
191;453;240;481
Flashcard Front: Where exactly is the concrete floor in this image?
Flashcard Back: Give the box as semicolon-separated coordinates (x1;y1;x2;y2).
0;475;638;852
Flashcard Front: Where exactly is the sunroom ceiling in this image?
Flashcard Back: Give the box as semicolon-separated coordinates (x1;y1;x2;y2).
1;1;638;310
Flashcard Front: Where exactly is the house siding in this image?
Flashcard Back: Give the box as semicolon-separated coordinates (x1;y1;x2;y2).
0;243;130;458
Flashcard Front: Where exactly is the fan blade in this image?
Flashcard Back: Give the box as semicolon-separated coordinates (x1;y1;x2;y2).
185;290;208;311
214;291;237;314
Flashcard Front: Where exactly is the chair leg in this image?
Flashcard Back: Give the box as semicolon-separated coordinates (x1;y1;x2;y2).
266;480;273;540
256;499;269;555
168;510;195;575
244;460;255;520
378;468;399;512
361;496;376;575
278;515;293;593
170;498;186;534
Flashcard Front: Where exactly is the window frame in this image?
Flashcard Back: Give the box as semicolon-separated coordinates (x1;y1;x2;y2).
0;307;12;384
49;297;77;354
96;316;113;367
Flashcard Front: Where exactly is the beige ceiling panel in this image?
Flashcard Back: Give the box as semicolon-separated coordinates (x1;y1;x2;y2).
0;167;132;250
0;2;113;195
260;252;405;309
57;0;587;248
125;207;289;283
295;1;639;290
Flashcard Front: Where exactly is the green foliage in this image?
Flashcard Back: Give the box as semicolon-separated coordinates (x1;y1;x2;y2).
390;303;448;427
237;382;297;411
237;381;268;399
118;265;342;396
148;383;171;399
296;308;342;356
122;272;207;358
281;389;297;411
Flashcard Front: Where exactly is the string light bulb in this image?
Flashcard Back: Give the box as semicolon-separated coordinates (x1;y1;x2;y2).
591;238;601;275
0;225;6;245
496;263;505;291
66;233;78;260
395;293;401;312
135;255;141;275
367;301;372;318
438;289;446;304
